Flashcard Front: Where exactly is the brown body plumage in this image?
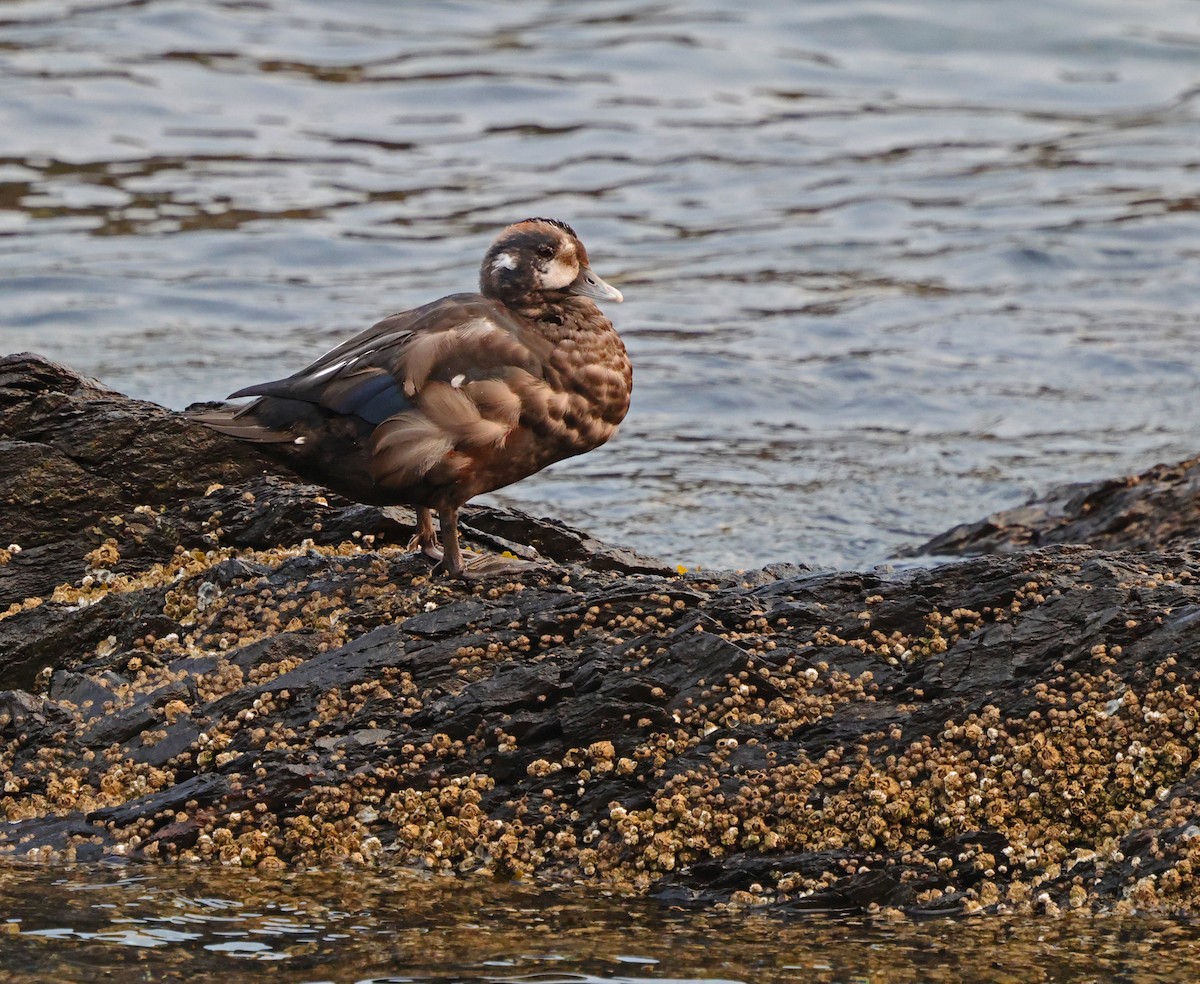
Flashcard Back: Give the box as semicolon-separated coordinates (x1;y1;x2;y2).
190;219;630;575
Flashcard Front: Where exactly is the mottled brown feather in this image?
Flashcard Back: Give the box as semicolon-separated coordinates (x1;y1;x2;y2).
418;381;510;447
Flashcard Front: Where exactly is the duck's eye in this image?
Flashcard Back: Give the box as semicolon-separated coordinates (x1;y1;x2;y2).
536;242;556;259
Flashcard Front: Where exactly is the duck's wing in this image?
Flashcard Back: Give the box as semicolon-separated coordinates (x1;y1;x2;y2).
224;294;550;426
193;294;562;494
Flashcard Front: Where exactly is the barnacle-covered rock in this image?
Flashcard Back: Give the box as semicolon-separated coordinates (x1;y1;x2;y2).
5;352;1200;917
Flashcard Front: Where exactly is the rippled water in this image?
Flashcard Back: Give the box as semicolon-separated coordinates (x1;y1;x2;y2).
3;0;1200;569
3;863;1200;983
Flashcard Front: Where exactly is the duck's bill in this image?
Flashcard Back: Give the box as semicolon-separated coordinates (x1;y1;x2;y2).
568;267;623;303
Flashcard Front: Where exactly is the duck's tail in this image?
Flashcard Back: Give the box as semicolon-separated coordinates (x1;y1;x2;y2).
186;401;297;444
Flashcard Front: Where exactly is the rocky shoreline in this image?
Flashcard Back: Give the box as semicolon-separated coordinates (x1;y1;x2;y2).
3;352;1200;916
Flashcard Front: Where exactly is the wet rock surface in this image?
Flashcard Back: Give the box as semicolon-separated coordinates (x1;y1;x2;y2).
912;456;1200;559
4;353;1200;917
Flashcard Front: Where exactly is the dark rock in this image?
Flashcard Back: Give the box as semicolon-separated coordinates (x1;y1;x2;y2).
401;599;491;637
909;456;1200;557
6;353;1200;916
0;690;72;737
48;671;113;722
460;506;672;576
87;773;228;827
79;679;193;749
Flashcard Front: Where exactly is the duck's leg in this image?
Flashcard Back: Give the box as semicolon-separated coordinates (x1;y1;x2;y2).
439;506;465;576
405;506;443;562
437;506;538;579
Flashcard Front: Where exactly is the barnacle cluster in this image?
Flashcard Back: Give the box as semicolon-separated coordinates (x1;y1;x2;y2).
3;497;1200;915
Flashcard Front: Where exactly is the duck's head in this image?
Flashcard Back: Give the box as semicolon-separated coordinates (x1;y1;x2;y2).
480;218;623;313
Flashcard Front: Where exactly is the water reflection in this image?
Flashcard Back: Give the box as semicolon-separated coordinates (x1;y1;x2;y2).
2;863;1200;981
2;0;1199;570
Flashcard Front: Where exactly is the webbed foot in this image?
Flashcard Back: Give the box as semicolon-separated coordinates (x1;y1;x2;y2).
405;506;444;562
455;551;538;579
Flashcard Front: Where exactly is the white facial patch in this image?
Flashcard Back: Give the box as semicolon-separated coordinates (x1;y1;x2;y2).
540;256;578;290
491;252;518;272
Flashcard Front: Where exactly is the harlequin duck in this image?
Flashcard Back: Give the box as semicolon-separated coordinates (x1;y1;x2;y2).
191;218;630;576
